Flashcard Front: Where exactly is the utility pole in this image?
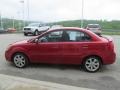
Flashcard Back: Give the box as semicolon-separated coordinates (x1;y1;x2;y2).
17;11;21;30
0;12;3;29
20;0;25;28
12;17;15;29
27;0;29;23
81;0;84;28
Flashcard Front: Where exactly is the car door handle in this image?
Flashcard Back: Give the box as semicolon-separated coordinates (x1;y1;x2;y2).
52;46;59;48
82;45;88;48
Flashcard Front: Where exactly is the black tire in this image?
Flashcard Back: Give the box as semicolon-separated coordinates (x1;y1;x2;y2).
34;30;39;36
12;53;29;68
82;56;102;72
24;33;28;36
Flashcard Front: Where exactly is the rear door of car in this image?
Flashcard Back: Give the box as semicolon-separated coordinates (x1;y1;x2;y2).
60;30;92;65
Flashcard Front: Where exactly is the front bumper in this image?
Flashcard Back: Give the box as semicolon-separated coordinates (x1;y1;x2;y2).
5;50;12;62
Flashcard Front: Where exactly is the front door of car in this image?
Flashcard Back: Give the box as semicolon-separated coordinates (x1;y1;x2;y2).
30;30;63;64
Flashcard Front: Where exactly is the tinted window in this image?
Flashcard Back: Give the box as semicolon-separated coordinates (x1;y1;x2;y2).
39;30;91;42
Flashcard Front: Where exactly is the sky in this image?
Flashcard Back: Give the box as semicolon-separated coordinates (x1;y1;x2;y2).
0;0;120;22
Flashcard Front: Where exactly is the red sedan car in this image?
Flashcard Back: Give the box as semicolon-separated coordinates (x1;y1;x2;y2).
5;27;116;72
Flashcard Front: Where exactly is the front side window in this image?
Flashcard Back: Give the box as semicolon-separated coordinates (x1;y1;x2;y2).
38;31;63;42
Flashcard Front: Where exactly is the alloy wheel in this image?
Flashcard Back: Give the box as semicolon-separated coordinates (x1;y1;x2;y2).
13;53;28;68
83;56;101;72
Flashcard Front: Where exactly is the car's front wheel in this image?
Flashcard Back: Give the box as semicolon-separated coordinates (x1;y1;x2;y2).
12;53;29;68
83;56;102;72
34;30;39;36
24;33;28;36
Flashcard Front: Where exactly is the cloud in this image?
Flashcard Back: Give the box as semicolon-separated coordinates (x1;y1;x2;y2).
0;0;120;22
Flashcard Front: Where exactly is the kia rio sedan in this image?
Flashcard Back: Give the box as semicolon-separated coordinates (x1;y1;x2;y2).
5;27;116;72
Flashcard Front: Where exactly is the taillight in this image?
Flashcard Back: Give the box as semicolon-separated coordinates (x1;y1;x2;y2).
109;41;114;51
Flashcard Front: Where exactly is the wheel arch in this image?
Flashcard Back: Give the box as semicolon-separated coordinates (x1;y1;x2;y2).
11;51;30;63
82;55;103;65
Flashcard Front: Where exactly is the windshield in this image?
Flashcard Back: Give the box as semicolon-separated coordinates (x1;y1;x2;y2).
87;25;100;28
28;23;40;27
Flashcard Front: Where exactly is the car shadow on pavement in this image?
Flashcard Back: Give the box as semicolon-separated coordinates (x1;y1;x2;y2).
29;63;82;71
28;63;116;72
8;62;115;73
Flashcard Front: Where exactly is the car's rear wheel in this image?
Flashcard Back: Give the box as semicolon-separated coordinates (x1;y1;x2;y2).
13;53;29;68
83;56;102;72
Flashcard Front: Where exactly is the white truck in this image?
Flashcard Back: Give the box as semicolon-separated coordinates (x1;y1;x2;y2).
23;23;50;36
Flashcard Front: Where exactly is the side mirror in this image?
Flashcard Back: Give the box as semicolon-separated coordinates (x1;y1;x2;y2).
34;38;39;43
39;37;48;42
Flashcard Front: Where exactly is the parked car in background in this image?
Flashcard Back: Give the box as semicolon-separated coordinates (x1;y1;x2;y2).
7;28;16;33
5;27;116;72
50;25;63;29
0;27;6;33
23;23;50;36
86;24;102;36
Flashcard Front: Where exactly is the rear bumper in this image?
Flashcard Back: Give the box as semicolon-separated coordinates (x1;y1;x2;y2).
94;31;101;34
103;51;116;65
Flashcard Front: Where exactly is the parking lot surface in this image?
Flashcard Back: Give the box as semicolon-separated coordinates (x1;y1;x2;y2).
0;33;120;90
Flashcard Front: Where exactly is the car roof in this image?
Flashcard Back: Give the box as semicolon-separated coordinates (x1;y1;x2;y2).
87;24;100;26
49;27;85;31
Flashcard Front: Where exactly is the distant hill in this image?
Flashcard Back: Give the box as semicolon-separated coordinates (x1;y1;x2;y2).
0;18;24;30
52;20;120;30
0;18;37;30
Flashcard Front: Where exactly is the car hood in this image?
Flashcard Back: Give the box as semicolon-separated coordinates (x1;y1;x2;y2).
24;26;38;28
11;40;28;46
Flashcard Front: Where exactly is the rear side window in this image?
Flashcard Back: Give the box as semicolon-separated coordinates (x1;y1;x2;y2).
66;30;91;42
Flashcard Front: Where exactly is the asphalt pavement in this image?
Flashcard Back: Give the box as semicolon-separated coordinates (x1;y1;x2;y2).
0;33;120;90
0;74;94;90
